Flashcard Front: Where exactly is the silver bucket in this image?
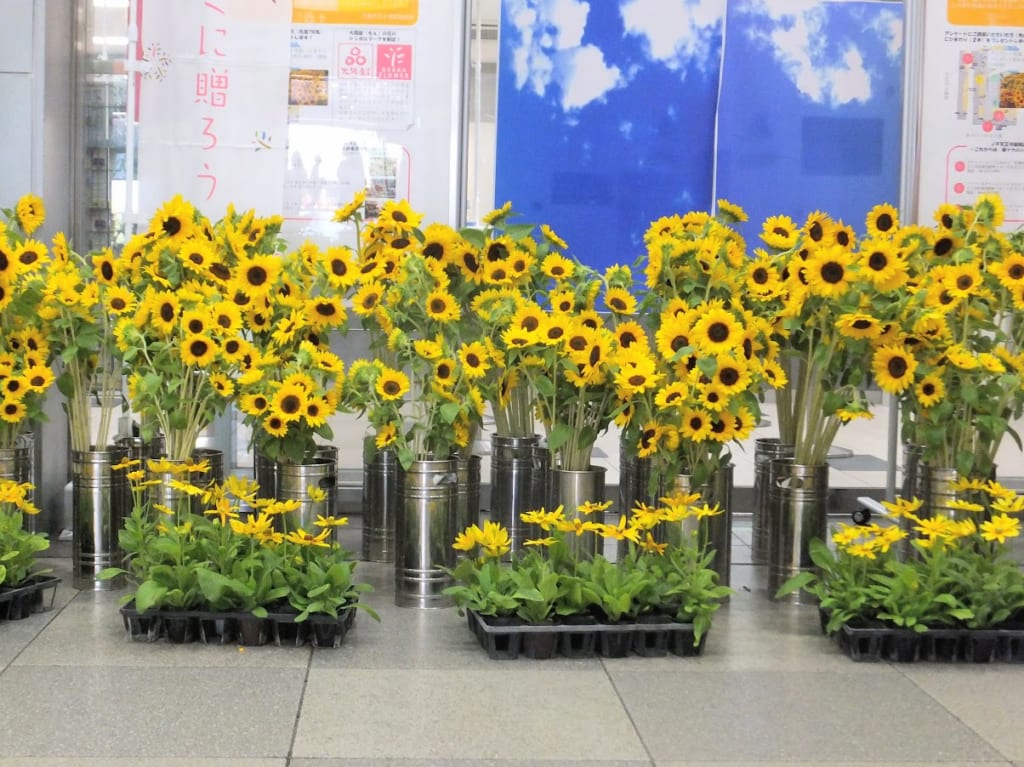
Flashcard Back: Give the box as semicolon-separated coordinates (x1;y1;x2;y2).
551;465;607;560
659;465;734;589
395;457;458;608
116;434;165;464
362;448;398;562
531;444;552;512
146;458;198;519
277;458;338;532
254;451;277;499
920;464;961;521
454;454;481;535
489;434;540;556
899;443;925;558
752;439;794;565
72;445;131;590
190;447;224;489
616;438;654;562
769;460;829;603
0;439;34;531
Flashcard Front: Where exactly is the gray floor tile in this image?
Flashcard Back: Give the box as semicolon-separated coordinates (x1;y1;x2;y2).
610;670;1004;763
656;763;1010;767
0;757;286;761
293;668;648;761
903;666;1024;760
12;593;312;668
0;667;303;758
290;761;651;767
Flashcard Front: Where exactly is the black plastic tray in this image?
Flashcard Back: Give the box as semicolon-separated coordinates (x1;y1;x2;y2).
834;621;1024;663
0;575;60;621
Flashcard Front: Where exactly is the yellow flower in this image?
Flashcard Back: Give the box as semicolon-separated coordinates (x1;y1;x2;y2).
425;288;461;323
315;514;349;528
457;341;491;380
760;214;799;249
865;202;899;238
375;368;410;401
332;189;366;222
15;194;45;235
603;286;636;315
577;499;613;515
980;513;1020;543
871;344;917;394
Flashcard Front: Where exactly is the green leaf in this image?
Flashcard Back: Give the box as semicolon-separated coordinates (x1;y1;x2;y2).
134;580;168;613
547;423;573;453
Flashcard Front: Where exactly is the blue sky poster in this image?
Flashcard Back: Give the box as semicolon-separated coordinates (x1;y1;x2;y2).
494;0;726;271
715;1;905;243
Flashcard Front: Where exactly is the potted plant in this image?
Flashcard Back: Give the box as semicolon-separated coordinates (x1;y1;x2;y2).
0;478;51;620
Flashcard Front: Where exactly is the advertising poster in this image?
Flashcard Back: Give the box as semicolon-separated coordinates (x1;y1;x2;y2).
917;1;1024;227
715;0;905;243
135;0;292;218
285;1;419;226
494;0;724;271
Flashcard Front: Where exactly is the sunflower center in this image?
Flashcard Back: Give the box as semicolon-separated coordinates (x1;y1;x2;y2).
0;252;8;271
887;356;908;378
752;267;769;285
589;347;601;366
707;322;730;343
315;302;336;317
853;319;872;330
940;214;954;228
665;390;681;403
423;243;443;259
246;266;268;286
933;238;953;256
568;336;587;352
671;335;688;352
620;331;637;347
163;217;182;236
331;259;348;276
922;382;935;396
437;363;451;378
1010;264;1024;280
463;252;479;272
188;252;204;266
486;243;508;261
224;339;240;354
190;339;210;356
772;226;789;237
956;275;974;290
188;320;204;333
835;230;851;247
719;368;740;386
20;250;38;265
521;316;540;332
868;252;888;270
210;263;231;281
160;303;175;322
391;237;410;249
547;327;565;341
876;213;894;231
361;294;379;310
466;353;480;367
393;211;408;223
808;221;823;241
382;380;401;396
610;297;627;311
711;419;727;434
821;262;844;284
491;268;507;281
640;428;656;448
110;297;126;311
254;396;268;409
689;416;703;430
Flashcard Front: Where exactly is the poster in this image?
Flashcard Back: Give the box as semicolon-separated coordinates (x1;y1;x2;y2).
494;0;906;270
917;1;1024;226
135;0;292;219
715;1;905;243
495;0;724;271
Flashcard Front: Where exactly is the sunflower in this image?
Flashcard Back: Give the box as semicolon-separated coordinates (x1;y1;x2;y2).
541;253;575;281
603;286;636;315
0;398;26;423
871;344;917;394
636;421;664;458
613;351;662;396
691;305;744;356
375;368;410;400
858;238;905;288
149;194;196;248
272;381;308;423
91;248;118;284
24;365;54;393
613;320;648;351
805;245;854;298
654;381;689;409
425;288;461;323
458;341;491;379
654;312;692;361
501;325;534;349
103;285;136;316
744;253;784;298
377;198;424;230
209;372;234;398
760;214;799;250
864;202;899;238
420;223;460;263
707;414;736;443
263;413;289;438
181;334;218;367
803;210;831;244
375;422;398;449
236;254;281;297
835;312;883;340
180;309;210;336
434;357;457;387
943;262;983;299
914;373;945;408
352;281;385;317
13;240;47;273
679;408;712;441
306;296;347;329
332;189;366;223
304;396;329;428
697;381;731;412
15;194;45;235
510;303;545;335
240;392;269;416
454;244;483;280
146;290;180;335
538;313;569;346
990;252;1024;288
713;354;751;394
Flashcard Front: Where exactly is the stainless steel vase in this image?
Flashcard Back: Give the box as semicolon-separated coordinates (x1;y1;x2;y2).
362;447;399;562
768;460;829;603
660;465;734;589
551;465;607;560
489;434;542;557
752;439;793;565
395;457;458;608
276;457;338;532
72;445;131;590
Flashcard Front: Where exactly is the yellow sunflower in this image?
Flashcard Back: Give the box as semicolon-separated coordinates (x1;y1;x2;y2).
240;392;270;416
425;288;461;323
352;281;385;317
636;420;664;458
871;344;917;394
434;357;457;387
148;194;196;248
805;245;854;297
15;194;45;235
458;341;491;379
146;290;180;336
680;408;712;441
541;253;575;281
181;334;218;367
236;254;281;297
24;365;55;393
603;286;637;315
263;413;289;438
613;351;662;396
375;422;398;449
713;354;751;394
835;312;883;340
0;398;26;423
272;382;308;423
306;296;347;329
914;373;945;408
654;381;689;409
760;214;799;250
865;203;899;238
691;305;744;356
375;368;410;400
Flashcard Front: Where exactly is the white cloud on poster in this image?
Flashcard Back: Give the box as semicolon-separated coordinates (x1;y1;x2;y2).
734;0;898;107
619;0;726;75
505;0;624;111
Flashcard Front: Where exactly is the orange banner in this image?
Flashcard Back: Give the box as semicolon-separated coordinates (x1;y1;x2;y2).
292;0;418;26
947;0;1024;27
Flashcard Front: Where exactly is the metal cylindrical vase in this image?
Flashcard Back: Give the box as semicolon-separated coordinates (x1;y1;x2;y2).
254;451;277;499
454;455;481;535
191;447;224;488
617;439;654;562
489;434;541;556
395;458;458;608
72;446;131;590
921;464;960;521
363;448;399;562
659;465;734;589
769;461;829;603
752;439;793;565
551;465;607;560
0;440;33;531
899;443;925;558
276;458;338;532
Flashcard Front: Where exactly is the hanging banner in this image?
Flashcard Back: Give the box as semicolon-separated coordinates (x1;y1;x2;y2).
135;0;291;220
917;1;1024;226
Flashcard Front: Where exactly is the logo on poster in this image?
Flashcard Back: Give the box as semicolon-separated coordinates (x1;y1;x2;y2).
377;44;412;80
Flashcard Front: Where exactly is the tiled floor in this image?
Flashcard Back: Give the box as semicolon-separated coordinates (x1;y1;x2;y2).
5;399;1024;766
2;516;1024;767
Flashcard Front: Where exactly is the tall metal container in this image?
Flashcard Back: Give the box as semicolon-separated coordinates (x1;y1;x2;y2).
489;434;540;556
395;457;458;608
276;457;338;531
616;438;653;562
0;439;33;530
362;447;399;562
551;465;607;560
769;460;829;603
660;465;734;589
454;454;481;535
751;439;793;565
72;445;131;590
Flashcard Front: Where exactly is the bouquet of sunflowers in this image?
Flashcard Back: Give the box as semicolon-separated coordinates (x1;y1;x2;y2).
0;195;54;450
